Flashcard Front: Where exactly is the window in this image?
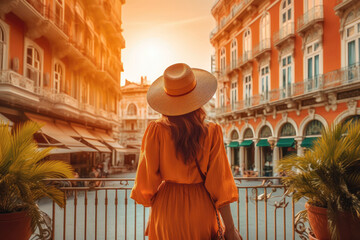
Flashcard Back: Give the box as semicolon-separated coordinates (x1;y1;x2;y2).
231;81;238;107
220;88;225;107
127;103;137;116
231;39;237;69
243;29;252;60
244;75;252;106
220;47;226;74
344;14;360;81
305;41;322;91
305;0;322;11
25;46;42;86
260;13;270;47
280;123;296;137
54;0;64;26
0;24;5;71
305;120;324;136
231;130;239;140
260;66;270;102
280;55;293;98
71;72;79;99
81;80;90;104
54;62;63;93
244;128;254;139
260;126;272;138
280;0;293;36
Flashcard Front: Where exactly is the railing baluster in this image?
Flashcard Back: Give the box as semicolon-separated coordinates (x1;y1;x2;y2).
264;188;268;240
115;190;118;240
63;190;66;240
95;190;98;240
143;206;146;240
284;201;286;240
292;197;295;240
237;189;240;231
255;188;258;240
52;201;55;240
105;189;108;240
85;190;87;240
134;201;137;240
274;206;277;240
125;189;128;240
74;190;77;240
245;188;249;240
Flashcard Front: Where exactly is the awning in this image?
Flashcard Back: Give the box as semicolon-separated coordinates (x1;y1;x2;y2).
92;129;125;150
239;140;253;147
276;138;295;147
38;147;79;154
228;141;240;147
301;137;318;148
26;113;88;149
71;124;111;153
0;113;13;126
256;139;270;147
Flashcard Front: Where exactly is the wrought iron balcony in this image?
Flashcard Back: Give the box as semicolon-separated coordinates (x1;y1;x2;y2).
35;177;309;240
238;51;253;68
273;22;295;48
253;38;271;60
297;6;324;35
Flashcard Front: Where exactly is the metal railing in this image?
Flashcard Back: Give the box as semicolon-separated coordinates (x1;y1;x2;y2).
238;50;253;67
273;22;295;45
215;63;360;115
253;38;271;57
0;70;36;94
297;5;324;32
35;177;309;240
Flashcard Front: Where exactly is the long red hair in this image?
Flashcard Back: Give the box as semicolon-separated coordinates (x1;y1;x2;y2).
160;108;208;164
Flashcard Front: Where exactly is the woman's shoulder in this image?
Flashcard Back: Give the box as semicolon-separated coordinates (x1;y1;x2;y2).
206;121;222;132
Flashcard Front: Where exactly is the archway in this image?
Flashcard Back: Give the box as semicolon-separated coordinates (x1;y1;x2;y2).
240;128;255;173
277;122;297;158
257;125;273;176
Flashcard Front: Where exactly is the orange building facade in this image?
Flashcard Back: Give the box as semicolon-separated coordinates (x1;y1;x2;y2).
0;0;125;175
210;0;360;176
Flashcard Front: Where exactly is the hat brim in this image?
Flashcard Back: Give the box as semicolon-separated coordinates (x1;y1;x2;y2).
147;68;217;116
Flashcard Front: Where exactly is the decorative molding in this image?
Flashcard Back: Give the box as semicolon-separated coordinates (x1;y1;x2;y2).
282;112;288;122
325;93;337;112
0;0;19;18
308;108;315;120
273;109;277;119
347;99;358;115
277;39;295;62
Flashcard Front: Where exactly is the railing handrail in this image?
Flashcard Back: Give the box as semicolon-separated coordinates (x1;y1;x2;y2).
297;5;324;30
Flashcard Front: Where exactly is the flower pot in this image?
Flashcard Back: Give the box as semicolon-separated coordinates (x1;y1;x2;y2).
305;202;331;240
336;211;360;240
0;211;32;240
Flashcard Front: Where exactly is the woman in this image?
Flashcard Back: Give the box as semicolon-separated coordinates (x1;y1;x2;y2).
130;63;242;240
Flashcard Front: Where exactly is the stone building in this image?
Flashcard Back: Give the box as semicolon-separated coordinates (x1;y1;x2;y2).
210;0;360;176
0;0;125;176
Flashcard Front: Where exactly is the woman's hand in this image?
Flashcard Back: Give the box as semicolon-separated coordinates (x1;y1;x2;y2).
224;227;242;240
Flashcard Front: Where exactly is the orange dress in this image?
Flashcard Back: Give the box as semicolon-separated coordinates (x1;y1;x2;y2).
130;121;238;239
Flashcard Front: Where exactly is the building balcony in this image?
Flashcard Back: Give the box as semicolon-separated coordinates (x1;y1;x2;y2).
297;5;324;36
334;0;358;14
238;51;253;68
35;177;309;239
215;63;360;117
210;0;263;41
273;22;295;49
253;38;271;60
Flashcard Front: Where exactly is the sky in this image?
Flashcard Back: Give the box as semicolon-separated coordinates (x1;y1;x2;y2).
120;0;216;85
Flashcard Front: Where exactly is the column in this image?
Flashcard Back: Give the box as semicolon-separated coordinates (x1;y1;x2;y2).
260;147;265;176
295;138;304;156
272;146;280;176
254;140;260;174
226;142;232;165
240;147;245;175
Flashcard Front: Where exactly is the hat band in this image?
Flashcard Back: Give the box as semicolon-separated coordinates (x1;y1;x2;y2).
164;79;197;96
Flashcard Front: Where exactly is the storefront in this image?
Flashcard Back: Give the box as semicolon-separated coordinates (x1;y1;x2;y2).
257;126;273;176
240;128;255;174
301;120;324;150
277;123;297;158
228;130;240;169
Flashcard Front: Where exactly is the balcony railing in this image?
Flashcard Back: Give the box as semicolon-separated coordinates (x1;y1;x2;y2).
210;0;251;39
273;22;295;47
0;70;36;94
253;38;271;59
35;177;309;240
297;6;324;34
215;63;360;115
238;50;253;67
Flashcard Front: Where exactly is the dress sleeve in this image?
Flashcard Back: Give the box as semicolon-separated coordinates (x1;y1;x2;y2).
130;121;162;207
205;124;238;209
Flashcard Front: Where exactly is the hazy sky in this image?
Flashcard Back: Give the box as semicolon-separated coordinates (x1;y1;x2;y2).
120;0;216;85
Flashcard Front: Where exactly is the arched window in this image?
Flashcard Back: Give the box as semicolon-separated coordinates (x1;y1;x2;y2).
231;39;237;69
243;29;252;59
54;62;63;93
231;130;239;140
280;123;296;137
305;120;324;136
305;0;322;12
244;128;254;139
26;46;41;86
343;115;360;125
127;103;137;116
260;126;272;138
220;47;226;74
344;11;360;69
0;24;5;71
260;13;270;45
54;0;65;26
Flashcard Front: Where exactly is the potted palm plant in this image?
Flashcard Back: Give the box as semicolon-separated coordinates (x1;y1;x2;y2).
278;121;360;240
0;121;74;239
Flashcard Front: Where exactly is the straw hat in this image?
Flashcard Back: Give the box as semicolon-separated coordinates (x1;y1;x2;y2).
147;63;217;116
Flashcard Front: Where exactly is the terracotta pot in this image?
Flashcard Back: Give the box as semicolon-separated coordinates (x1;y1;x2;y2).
336;211;360;240
0;211;32;240
305;202;331;240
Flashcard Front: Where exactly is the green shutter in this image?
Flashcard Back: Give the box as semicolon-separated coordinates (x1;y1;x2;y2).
228;141;240;148
300;137;318;148
276;138;295;147
256;139;270;147
239;140;253;147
